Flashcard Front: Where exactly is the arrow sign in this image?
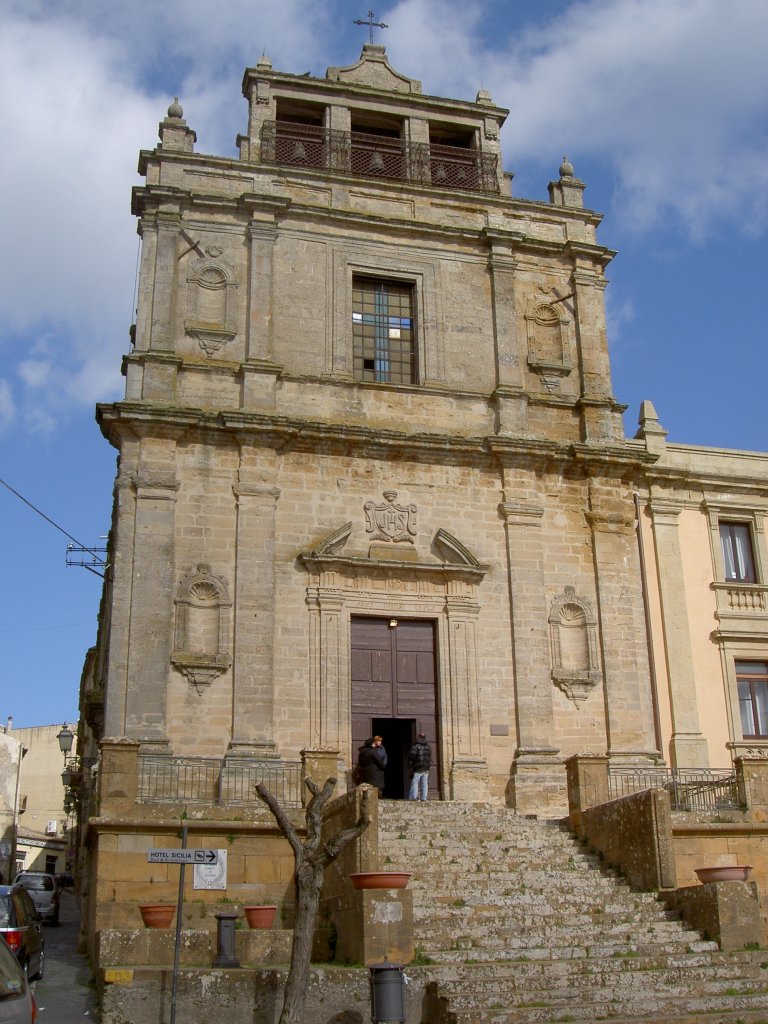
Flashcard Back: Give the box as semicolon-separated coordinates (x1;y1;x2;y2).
148;848;218;864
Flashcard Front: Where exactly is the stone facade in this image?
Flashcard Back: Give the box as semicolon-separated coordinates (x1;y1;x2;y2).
90;45;671;822
78;37;768;922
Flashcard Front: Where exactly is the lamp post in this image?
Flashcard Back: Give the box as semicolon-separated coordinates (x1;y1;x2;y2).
57;724;74;762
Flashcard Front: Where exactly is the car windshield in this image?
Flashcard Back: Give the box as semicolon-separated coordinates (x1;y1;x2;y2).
17;875;52;891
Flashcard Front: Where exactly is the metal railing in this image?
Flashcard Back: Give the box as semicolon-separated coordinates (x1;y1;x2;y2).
137;755;303;807
259;120;500;195
608;767;741;812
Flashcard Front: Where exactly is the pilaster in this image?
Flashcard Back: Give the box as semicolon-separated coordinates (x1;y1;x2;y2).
229;451;280;759
587;483;658;764
501;497;563;812
648;497;709;768
483;230;529;436
123;441;178;749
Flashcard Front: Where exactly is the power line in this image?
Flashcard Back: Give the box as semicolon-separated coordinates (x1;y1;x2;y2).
0;475;107;567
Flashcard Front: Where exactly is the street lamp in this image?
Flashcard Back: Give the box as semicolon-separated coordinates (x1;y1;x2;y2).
57;725;74;761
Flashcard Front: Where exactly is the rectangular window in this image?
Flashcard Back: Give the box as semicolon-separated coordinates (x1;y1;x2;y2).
719;521;757;582
737;661;768;737
352;277;415;384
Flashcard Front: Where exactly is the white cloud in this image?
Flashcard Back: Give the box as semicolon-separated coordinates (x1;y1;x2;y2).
387;0;768;235
0;381;16;431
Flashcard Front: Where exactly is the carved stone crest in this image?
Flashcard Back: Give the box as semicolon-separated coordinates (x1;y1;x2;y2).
364;491;417;544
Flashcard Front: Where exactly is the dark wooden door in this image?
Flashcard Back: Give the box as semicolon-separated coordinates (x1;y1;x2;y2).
351;617;439;797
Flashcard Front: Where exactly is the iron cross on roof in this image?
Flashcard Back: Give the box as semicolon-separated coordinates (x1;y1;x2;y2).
353;9;388;43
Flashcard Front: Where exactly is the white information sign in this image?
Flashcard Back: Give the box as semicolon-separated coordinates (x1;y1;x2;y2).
147;848;218;865
193;849;227;890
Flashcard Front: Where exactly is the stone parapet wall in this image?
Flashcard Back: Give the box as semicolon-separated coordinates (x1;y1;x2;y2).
661;881;767;951
99;926;292;967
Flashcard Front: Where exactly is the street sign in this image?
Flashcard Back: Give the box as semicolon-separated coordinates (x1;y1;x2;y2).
148;848;218;865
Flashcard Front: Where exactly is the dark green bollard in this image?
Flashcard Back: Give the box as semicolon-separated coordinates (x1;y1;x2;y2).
369;959;405;1023
213;911;240;968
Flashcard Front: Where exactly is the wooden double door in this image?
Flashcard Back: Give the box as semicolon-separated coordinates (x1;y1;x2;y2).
351;616;439;799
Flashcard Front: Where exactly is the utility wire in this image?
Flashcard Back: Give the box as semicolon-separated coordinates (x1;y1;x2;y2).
0;475;107;566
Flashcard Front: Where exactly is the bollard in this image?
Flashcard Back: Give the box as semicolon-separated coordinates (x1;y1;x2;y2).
369;959;405;1023
213;911;240;968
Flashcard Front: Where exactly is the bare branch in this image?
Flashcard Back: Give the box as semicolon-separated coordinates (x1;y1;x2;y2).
256;782;302;861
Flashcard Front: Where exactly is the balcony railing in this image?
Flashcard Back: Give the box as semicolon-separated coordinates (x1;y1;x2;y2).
608;767;741;812
712;581;768;614
137;755;303;807
260;120;500;195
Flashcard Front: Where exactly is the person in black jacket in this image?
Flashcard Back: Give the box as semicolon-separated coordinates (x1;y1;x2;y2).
408;732;431;801
357;735;387;795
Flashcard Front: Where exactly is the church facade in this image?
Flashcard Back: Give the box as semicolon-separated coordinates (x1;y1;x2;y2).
84;44;768;830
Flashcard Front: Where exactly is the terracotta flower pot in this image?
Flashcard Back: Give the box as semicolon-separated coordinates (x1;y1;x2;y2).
244;905;278;929
695;865;752;883
349;871;411;890
139;903;176;928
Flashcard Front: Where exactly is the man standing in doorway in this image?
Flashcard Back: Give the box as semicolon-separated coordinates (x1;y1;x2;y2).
357;735;388;796
408;732;431;801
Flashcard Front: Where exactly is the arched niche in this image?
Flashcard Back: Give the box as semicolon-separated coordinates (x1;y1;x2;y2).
185;253;238;354
549;586;601;704
171;563;232;693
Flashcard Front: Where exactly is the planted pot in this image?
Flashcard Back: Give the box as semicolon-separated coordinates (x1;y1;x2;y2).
244;905;278;929
139;903;175;928
695;865;752;883
349;871;411;890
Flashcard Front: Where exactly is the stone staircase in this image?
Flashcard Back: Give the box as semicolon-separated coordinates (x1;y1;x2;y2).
378;802;768;1023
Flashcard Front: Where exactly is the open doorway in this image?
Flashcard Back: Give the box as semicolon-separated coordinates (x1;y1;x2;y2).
372;718;415;800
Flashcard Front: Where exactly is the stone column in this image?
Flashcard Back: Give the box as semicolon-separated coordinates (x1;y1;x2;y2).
501;498;562;813
239;200;289;411
565;754;609;835
444;599;489;800
228;446;280;759
140;202;183;400
301;749;341;799
103;437;140;740
587;487;659;764
122;441;179;751
648;497;709;768
306;591;346;753
483;230;528;435
98;739;140;815
735;757;768;820
567;246;622;442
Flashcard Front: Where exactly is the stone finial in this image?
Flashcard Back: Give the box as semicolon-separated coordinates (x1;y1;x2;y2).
256;54;273;69
548;155;585;208
635;399;668;455
159;97;196;153
476;88;493;106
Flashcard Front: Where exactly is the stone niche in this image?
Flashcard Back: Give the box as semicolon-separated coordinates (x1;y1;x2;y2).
549;586;601;703
171;563;232;693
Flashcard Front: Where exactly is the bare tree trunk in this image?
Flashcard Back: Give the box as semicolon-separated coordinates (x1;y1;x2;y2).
256;776;370;1024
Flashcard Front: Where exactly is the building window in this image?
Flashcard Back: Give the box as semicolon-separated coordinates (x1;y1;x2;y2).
737;661;768;737
719;521;757;582
352;277;415;384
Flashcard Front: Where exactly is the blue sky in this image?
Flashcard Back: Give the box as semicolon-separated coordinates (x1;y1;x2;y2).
1;0;766;729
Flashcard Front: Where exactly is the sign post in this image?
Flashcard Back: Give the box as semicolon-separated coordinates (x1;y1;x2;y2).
147;836;219;1024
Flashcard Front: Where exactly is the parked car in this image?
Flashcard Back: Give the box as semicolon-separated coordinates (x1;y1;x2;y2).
0;936;37;1023
11;876;58;927
0;885;44;981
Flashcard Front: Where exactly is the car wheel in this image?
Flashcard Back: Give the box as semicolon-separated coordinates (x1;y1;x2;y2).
31;946;45;982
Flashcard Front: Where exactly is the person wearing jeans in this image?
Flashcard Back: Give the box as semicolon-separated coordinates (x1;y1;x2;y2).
408;732;431;801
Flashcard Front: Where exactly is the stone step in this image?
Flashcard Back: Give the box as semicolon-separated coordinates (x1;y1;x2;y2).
377;803;766;1023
